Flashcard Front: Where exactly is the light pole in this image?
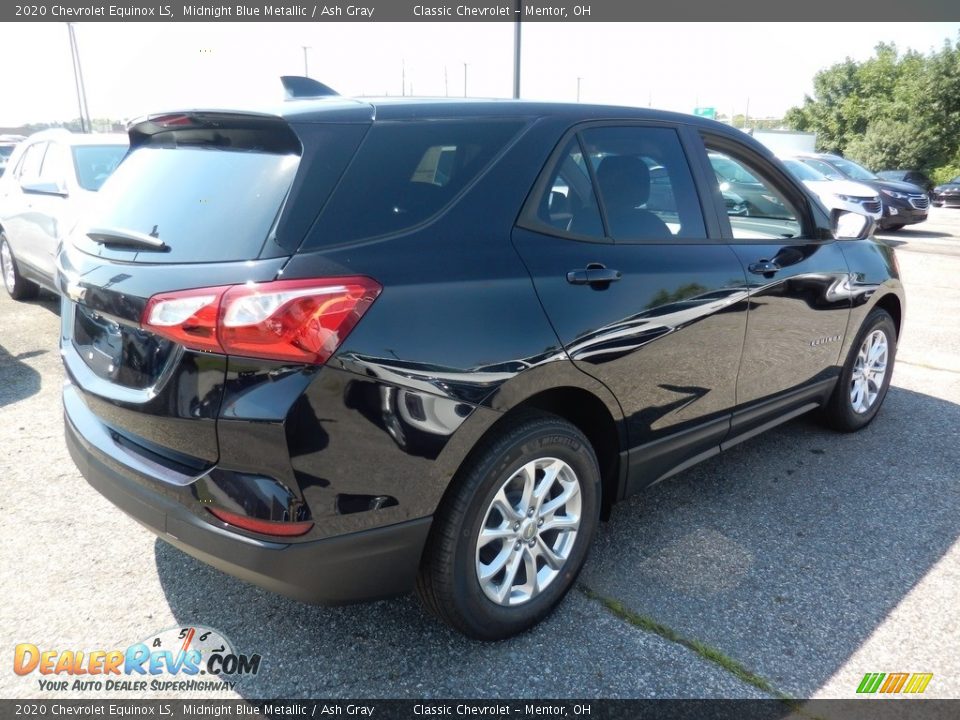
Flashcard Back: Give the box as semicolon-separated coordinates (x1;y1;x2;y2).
463;62;469;97
301;46;311;77
512;1;521;99
66;23;91;133
576;77;583;102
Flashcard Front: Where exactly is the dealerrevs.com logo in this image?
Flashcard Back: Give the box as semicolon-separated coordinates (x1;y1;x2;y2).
857;672;934;695
14;626;261;693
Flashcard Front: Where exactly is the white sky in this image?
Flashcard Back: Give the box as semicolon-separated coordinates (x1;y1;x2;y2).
0;22;958;126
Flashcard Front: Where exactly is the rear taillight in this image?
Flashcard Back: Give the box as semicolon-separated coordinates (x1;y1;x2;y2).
142;277;381;364
207;507;314;537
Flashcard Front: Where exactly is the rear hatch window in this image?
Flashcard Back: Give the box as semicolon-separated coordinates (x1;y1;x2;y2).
73;145;299;263
68;113;371;264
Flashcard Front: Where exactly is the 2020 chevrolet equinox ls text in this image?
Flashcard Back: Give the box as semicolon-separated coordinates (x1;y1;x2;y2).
58;89;903;640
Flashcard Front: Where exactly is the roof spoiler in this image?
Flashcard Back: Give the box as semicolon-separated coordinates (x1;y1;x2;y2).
281;76;339;100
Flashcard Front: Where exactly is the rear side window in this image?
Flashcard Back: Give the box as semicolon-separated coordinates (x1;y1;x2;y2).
524;125;706;242
75;147;299;263
305;119;525;247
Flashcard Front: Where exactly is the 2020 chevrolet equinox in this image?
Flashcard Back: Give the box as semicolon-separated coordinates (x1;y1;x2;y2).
59;87;903;639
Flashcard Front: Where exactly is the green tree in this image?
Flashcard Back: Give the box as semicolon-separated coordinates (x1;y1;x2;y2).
785;35;960;178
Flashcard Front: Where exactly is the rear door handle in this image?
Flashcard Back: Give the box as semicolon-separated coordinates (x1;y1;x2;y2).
748;260;781;275
566;265;622;286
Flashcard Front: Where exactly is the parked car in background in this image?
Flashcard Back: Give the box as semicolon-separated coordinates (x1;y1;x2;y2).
794;153;928;231
58;92;902;640
780;157;882;224
0;129;128;299
0;134;25;177
877;169;934;197
932;176;960;208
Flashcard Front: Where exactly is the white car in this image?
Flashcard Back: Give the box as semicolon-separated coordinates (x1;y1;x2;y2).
0;129;127;299
780;157;882;224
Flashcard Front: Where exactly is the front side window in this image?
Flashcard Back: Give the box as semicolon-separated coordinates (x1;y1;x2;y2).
706;149;803;240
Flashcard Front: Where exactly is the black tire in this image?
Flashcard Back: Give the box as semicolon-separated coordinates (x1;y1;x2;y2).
0;233;39;301
819;308;897;432
417;412;601;640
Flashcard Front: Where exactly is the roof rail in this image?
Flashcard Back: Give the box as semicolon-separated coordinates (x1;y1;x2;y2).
281;76;340;100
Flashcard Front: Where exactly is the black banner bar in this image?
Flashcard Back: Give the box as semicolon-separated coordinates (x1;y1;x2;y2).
3;700;960;720
3;0;959;22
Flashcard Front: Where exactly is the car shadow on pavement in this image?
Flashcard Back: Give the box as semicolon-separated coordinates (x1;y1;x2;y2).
0;343;44;408
877;228;954;241
155;385;959;699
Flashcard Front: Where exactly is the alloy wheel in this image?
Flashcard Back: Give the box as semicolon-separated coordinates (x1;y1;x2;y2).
850;329;888;414
475;457;582;606
1;240;14;294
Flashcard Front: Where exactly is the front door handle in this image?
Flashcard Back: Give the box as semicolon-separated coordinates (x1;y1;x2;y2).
748;260;781;275
566;265;622;287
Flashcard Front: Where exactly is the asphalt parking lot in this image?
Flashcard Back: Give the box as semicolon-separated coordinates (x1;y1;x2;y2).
2;208;959;701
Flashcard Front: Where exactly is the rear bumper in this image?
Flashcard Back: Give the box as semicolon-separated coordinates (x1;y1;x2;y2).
64;384;432;605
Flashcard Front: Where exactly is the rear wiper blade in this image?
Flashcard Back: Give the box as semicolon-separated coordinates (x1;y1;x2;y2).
86;226;169;252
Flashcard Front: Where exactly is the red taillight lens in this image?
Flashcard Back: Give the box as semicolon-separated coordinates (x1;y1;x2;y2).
141;276;381;364
207;507;314;537
143;286;228;353
220;277;381;364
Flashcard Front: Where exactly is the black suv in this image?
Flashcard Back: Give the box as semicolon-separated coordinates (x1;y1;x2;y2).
794;153;928;231
59;93;904;640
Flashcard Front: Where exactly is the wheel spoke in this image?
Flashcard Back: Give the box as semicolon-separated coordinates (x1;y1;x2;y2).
851;381;864;411
540;514;578;534
478;524;514;547
491;487;521;523
478;545;512;581
515;548;539;599
494;551;524;603
540;481;579;517
535;536;565;570
534;459;564;505
517;461;537;514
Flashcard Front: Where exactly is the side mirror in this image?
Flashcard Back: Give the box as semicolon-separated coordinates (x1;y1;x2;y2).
832;210;873;240
21;180;68;197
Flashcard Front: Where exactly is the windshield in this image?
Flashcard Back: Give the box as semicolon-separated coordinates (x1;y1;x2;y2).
829;157;878;182
782;159;824;182
72;145;128;191
709;154;762;184
0;146;14;158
